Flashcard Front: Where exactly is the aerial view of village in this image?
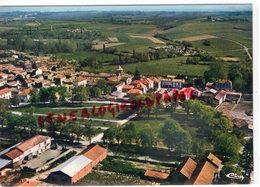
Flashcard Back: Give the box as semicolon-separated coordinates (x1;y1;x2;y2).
0;4;254;186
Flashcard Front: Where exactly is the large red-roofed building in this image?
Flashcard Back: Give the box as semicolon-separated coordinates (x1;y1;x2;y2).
2;135;51;167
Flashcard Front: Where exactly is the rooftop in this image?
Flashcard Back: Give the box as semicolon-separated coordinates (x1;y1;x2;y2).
16;135;49;152
18;88;33;96
52;155;92;177
0;88;11;95
80;144;107;161
5;148;23;160
127;89;143;95
13;178;41;187
207;153;222;167
185;161;218;185
179;157;198;179
144;170;170;180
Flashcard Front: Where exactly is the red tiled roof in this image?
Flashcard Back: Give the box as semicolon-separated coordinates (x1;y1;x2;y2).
134;82;147;89
122;85;135;90
141;78;153;86
81;144;107;161
107;76;119;82
131;80;142;85
0;88;11;95
233;118;248;128
16;135;49;152
180;158;198;179
74;77;87;83
185;161;218;185
144;170;170;179
207;153;222;167
18;88;33;96
13;178;41;187
214;90;226;100
127;89;143;95
5;148;23;160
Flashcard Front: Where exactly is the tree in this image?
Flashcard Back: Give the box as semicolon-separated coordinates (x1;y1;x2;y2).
10;96;20;106
57;87;68;103
49;87;58;103
97;79;112;94
84;124;98;144
114;128;124;144
139;128;156;148
89;87;102;98
39;88;50;102
203;40;211;46
209;117;232;136
240;139;253;177
161;120;192;154
0;99;9;129
71;122;84;143
103;127;116;144
204;61;228;82
72;86;88;103
214;133;241;163
192;139;207;158
132;48;136;58
133;68;141;80
122;123;138;144
30;89;40;104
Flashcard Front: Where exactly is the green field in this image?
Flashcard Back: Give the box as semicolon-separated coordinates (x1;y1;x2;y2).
98;56;209;76
164;20;252;48
56;51;118;61
11;103;132;120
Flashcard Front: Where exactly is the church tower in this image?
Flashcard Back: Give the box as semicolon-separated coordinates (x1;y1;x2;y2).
116;65;124;76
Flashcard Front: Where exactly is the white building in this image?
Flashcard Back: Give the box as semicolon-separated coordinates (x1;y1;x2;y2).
0;88;12;99
2;135;51;167
0;79;7;87
161;78;185;89
73;77;87;87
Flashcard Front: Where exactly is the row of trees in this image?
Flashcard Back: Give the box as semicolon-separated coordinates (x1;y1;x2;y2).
4;38;92;55
0;99;100;145
103;119;193;155
30;81;113;104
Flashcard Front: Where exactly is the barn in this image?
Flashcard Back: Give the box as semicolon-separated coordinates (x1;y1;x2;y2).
48;155;92;184
80;144;108;168
48;144;108;184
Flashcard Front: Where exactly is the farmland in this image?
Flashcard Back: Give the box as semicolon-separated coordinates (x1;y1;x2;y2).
0;12;252;76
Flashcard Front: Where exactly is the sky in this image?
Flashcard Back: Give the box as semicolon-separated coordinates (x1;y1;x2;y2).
0;5;252;12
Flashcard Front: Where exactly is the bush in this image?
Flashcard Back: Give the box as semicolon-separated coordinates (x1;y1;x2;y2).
101;157;144;177
203;40;211;46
